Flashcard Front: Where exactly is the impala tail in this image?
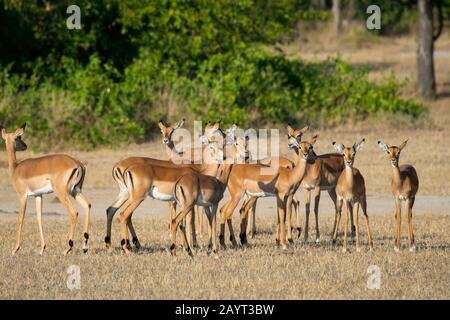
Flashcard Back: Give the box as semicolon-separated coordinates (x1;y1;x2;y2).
112;165;128;193
69;164;87;198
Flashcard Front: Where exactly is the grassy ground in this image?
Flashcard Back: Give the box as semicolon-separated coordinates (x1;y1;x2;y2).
0;213;448;299
0;28;449;300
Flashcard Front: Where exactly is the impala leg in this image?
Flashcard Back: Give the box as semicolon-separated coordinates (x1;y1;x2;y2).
328;188;339;241
277;195;288;249
74;193;91;253
251;200;257;237
35;196;46;255
349;202;356;242
12;196;27;255
170;206;195;257
275;205;280;246
293;195;301;238
219;193;242;249
286;194;294;243
302;190;311;244
204;206;213;253
332;198;343;244
361;196;373;250
313;187;321;244
227;219;238;248
409;197;416;250
105;191;128;250
342;200;349;253
239;197;255;245
212;204;219;256
185;209;198;249
127;215;141;249
244;197;252;237
354;201;361;252
57;194;78;255
394;198;401;251
119;197;145;254
405;198;415;252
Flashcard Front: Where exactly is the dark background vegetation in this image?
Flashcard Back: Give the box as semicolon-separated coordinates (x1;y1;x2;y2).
0;0;447;149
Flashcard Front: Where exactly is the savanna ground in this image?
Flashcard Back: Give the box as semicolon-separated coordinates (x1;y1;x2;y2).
0;28;449;300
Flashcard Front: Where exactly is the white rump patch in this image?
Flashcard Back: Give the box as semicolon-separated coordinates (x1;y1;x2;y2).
26;181;53;197
246;191;275;198
117;180;128;193
149;186;174;201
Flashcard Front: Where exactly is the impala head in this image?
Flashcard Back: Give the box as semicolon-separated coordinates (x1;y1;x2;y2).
158;118;185;145
378;139;408;167
225;123;238;146
201;120;225;145
1;123;28;152
205;135;225;164
287;124;309;149
234;134;250;162
332;138;365;168
289;134;318;160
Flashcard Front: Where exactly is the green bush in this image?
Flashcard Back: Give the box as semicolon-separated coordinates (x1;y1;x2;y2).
0;0;429;150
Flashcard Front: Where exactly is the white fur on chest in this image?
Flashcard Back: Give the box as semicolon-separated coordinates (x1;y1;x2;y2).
149;186;174;201
26;181;53;197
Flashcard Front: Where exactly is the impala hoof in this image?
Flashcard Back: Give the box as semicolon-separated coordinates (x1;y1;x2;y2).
39;245;46;256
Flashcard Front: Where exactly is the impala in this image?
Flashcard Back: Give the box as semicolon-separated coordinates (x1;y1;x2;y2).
113;123;232;253
1;124;91;255
170;135;245;256
219;133;316;249
105;119;218;251
332;139;373;253
225;125;306;243
378;140;419;252
286;125;349;244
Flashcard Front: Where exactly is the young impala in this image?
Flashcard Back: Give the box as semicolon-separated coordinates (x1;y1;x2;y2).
286;125;348;244
332;139;373;253
378;140;419;252
1;124;91;255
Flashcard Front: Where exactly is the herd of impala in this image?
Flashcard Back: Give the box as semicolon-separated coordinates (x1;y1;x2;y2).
0;119;419;257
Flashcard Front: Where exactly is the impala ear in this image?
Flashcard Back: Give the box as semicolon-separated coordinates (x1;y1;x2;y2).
173;118;185;130
353;138;365;152
309;134;318;145
1;126;6;140
332;141;345;153
14;123;26;137
213;120;221;130
398;139;408;150
377;140;389;152
299;125;309;135
158;120;166;130
287;124;295;137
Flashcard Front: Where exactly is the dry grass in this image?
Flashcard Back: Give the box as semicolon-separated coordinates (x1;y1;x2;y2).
1;27;449;300
0;212;448;299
